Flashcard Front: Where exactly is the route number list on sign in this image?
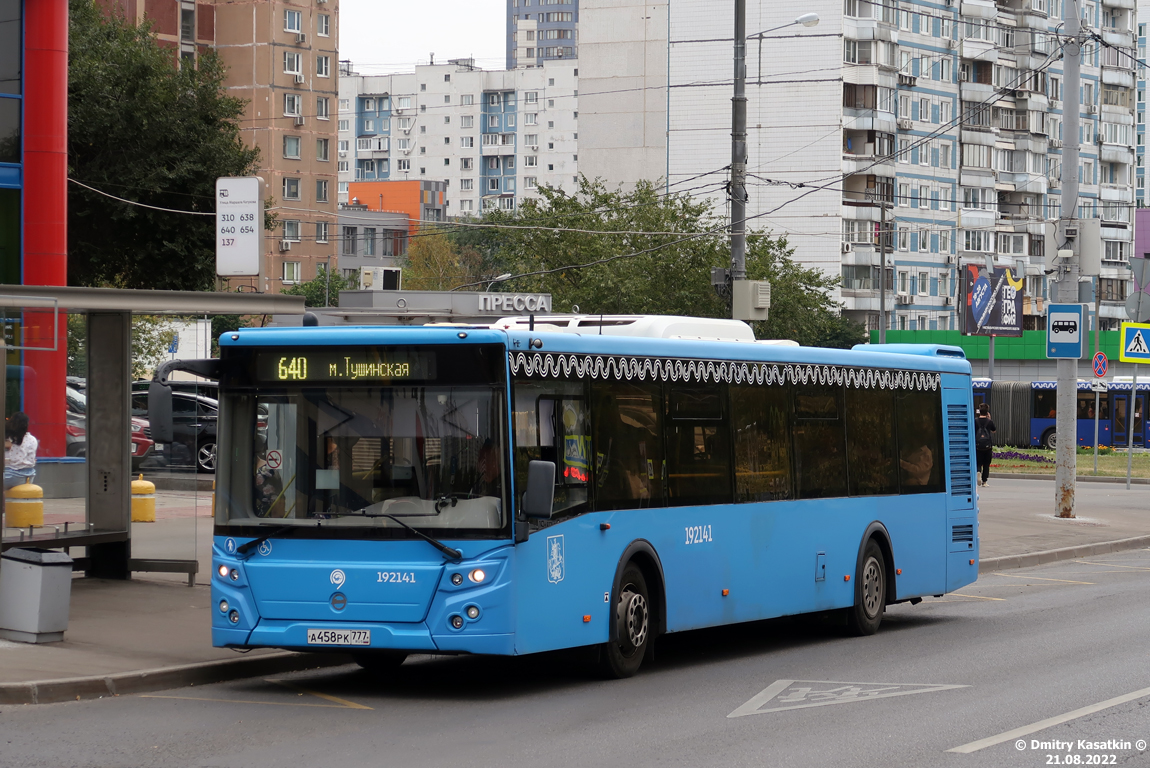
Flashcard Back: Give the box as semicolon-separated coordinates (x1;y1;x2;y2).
216;177;264;277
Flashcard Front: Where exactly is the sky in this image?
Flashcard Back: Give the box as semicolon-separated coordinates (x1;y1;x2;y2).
340;0;508;75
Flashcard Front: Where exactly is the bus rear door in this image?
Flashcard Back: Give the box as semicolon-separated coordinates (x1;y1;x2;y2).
1111;391;1145;448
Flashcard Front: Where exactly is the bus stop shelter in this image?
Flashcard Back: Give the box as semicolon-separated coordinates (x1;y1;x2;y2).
0;285;305;583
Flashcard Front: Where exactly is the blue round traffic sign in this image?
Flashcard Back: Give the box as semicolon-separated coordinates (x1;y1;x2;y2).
1093;352;1108;378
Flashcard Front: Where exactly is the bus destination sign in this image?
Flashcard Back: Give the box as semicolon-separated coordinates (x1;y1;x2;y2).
255;349;437;382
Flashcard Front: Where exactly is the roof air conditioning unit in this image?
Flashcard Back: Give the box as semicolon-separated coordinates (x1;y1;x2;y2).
296;32;307;44
842;242;853;253
294;115;305;126
279;240;292;252
294;73;305;84
360;267;403;291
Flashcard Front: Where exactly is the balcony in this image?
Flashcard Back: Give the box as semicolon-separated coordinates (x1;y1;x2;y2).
961;0;997;18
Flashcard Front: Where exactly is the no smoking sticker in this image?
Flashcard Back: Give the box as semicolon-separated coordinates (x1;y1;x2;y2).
266;450;282;469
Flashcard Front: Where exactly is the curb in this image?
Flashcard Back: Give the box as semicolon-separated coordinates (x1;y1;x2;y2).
988;473;1150;485
145;475;215;492
979;535;1150;574
0;650;353;706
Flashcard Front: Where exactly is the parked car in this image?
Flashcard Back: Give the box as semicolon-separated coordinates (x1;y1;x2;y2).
131;390;218;473
65;384;155;469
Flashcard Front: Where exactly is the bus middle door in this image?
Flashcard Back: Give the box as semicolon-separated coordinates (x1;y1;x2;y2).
1111;391;1144;448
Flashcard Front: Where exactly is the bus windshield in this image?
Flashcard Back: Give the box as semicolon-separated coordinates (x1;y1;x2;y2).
220;385;506;535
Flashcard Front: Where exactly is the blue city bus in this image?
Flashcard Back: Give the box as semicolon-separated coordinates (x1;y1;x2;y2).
159;317;978;678
972;378;1149;449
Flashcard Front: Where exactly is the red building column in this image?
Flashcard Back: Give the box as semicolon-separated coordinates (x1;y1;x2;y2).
22;0;69;456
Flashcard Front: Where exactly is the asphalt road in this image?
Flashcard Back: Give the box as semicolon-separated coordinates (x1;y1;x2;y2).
3;551;1150;768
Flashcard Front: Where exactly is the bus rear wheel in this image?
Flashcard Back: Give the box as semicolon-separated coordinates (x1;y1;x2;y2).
1042;429;1057;450
846;541;886;636
600;563;650;679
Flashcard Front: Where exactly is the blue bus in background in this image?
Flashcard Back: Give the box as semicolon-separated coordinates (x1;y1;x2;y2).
158;316;978;678
972;378;1149;449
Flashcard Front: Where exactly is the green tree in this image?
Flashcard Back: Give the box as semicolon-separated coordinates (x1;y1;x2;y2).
481;178;867;348
280;269;357;308
67;0;261;291
402;229;484;291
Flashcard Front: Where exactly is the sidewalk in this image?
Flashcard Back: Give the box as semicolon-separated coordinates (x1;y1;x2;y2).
1;477;1148;705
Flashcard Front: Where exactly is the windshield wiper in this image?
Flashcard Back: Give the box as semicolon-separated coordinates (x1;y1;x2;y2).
236;521;314;556
338;509;462;560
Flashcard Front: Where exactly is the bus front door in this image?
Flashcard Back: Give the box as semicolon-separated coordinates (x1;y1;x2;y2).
1111;392;1145;448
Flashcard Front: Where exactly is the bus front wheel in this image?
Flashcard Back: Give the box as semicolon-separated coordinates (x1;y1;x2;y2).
846;540;886;636
600;563;650;679
1041;429;1057;450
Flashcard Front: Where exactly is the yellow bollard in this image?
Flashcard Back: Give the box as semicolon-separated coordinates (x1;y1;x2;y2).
131;473;156;523
6;477;44;528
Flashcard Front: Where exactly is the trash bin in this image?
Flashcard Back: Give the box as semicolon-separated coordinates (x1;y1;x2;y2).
0;548;74;643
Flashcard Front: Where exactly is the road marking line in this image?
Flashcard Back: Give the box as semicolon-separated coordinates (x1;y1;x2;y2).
265;678;373;710
947;685;1150;754
1074;560;1150;571
990;573;1094;585
139;694;351;709
949;593;1006;601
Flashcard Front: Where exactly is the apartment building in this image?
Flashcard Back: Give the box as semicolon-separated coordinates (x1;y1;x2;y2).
580;0;1137;331
98;0;340;290
506;0;579;69
337;60;579;215
1137;0;1148;209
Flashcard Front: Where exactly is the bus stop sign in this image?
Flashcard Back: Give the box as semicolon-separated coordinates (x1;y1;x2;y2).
1093;352;1108;378
1046;303;1084;359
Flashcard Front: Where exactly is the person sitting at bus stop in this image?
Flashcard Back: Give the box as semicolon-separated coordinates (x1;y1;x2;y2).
4;412;38;489
974;403;996;488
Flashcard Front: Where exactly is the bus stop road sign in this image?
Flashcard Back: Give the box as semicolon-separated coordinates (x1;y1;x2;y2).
1120;322;1150;364
1047;304;1085;359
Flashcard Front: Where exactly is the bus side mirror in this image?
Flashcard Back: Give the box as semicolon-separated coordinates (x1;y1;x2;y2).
522;460;556;519
148;380;174;444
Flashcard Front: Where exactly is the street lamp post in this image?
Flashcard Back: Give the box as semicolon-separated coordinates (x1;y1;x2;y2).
730;8;818;313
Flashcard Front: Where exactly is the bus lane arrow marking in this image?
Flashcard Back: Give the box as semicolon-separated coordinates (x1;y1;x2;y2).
727;679;968;718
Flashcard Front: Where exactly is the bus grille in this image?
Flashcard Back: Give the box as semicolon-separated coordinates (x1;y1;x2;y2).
952;523;974;544
947;403;973;496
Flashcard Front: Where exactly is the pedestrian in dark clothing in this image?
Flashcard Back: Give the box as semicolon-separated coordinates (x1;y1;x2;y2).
975;403;996;487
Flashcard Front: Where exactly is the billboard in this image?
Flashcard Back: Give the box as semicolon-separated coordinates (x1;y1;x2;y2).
962;264;1023;337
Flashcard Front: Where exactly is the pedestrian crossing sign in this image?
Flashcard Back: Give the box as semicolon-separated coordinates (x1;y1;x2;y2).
1119;322;1150;363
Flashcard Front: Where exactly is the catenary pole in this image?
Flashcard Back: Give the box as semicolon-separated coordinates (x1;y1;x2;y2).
1055;1;1082;518
730;0;748;296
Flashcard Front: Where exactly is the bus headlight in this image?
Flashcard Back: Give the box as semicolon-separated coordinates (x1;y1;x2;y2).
450;573;463;586
228;610;240;624
219;600;229;613
466;605;480;620
468;568;486;584
450;615;464;629
218;564;228;578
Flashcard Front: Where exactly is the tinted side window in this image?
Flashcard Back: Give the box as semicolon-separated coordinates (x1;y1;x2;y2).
591;381;664;510
846;386;898;496
793;383;848;498
172;396;197;414
512;379;590;518
1033;390;1056;418
664;384;732;506
895;389;945;494
731;384;793;501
